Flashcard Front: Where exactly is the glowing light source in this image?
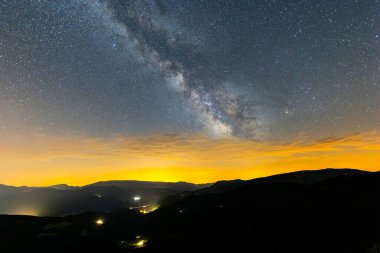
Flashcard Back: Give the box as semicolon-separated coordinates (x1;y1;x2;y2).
133;196;141;201
95;218;104;225
149;205;159;212
134;239;147;248
119;236;148;248
138;205;159;214
13;207;40;216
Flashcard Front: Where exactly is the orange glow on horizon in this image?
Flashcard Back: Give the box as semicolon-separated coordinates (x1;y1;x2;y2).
0;131;379;186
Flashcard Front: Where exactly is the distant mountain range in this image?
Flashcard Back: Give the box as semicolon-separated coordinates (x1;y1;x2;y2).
0;180;210;216
0;168;378;253
0;169;369;216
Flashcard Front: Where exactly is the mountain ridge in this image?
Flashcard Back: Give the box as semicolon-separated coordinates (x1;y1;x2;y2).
0;168;374;216
159;168;370;206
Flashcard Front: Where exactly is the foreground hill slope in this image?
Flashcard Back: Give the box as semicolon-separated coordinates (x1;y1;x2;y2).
145;171;379;252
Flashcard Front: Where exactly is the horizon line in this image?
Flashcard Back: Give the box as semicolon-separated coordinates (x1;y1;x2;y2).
0;167;373;188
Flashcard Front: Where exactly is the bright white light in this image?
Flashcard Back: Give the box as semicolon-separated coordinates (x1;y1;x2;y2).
133;196;141;201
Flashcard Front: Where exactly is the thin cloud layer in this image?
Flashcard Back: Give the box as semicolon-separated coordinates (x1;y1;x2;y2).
0;131;379;186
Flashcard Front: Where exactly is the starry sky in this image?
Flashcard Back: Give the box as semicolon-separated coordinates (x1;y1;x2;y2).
0;0;379;186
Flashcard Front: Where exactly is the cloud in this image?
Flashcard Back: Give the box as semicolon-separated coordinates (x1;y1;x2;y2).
0;131;379;186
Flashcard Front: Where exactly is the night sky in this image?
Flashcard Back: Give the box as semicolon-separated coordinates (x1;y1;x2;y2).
0;0;379;186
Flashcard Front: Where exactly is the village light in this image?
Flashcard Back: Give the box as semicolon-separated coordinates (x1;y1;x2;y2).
95;218;104;225
134;239;147;248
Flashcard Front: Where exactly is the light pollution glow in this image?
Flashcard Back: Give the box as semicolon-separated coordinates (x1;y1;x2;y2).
0;131;379;186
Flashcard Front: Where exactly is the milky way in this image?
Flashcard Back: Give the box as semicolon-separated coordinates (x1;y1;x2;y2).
0;0;379;140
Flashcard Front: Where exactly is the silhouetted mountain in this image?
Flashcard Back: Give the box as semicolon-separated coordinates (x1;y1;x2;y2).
0;184;19;198
202;168;366;193
88;180;209;190
247;168;367;184
160;168;368;206
0;169;378;253
49;184;79;190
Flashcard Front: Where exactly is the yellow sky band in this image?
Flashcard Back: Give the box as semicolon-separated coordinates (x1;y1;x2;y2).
0;131;379;186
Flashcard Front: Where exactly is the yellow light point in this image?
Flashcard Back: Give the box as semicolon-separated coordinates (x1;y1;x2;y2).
139;205;159;214
149;205;159;212
95;219;104;225
134;239;147;248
